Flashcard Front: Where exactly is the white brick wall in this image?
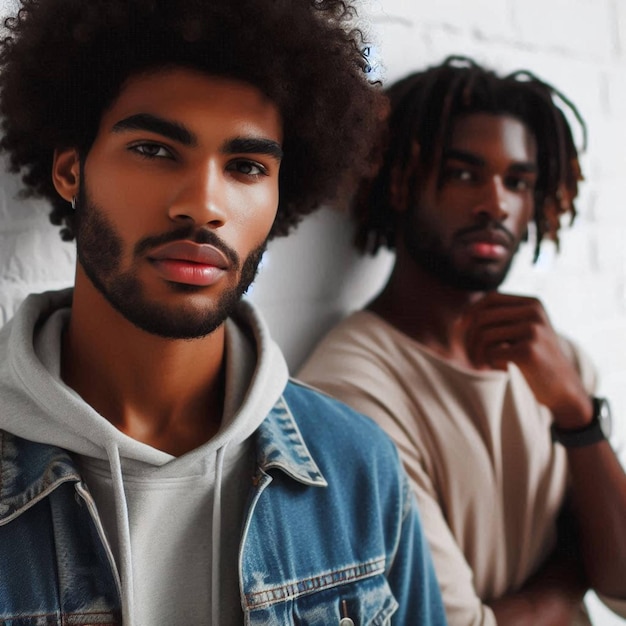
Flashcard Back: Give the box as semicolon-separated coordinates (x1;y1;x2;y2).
262;0;626;422
0;154;76;326
322;3;626;623
0;3;625;619
355;0;626;429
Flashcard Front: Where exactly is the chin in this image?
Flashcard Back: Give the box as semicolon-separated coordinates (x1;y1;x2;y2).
456;271;507;292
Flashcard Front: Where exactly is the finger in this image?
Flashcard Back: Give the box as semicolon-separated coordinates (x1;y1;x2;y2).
464;305;545;360
467;323;533;367
486;343;517;370
465;301;542;334
466;291;544;322
472;291;539;310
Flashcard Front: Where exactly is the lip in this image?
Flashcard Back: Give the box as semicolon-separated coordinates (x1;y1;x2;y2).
147;241;231;287
457;229;513;261
148;241;231;268
458;229;512;248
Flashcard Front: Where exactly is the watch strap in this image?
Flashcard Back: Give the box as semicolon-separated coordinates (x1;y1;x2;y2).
551;397;610;448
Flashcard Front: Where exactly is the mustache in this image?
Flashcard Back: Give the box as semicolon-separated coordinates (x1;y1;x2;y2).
134;225;240;269
455;221;515;245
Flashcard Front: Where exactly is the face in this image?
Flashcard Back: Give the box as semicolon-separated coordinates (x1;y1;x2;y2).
402;113;537;292
56;68;283;339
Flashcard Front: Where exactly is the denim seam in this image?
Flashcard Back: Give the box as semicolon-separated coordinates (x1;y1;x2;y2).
0;432;81;524
0;609;118;622
0;474;79;525
244;557;386;608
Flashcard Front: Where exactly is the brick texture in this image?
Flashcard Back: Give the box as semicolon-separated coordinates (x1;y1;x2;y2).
2;0;625;407
1;5;626;619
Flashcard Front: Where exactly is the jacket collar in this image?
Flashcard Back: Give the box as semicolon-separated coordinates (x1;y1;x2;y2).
0;393;327;522
0;430;81;524
255;394;327;487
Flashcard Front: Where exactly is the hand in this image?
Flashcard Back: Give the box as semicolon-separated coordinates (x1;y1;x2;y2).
462;292;592;428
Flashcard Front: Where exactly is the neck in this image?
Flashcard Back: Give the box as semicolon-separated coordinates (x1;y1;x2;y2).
369;250;486;366
61;272;227;455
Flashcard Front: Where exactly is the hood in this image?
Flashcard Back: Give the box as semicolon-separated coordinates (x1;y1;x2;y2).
0;288;289;464
0;287;290;626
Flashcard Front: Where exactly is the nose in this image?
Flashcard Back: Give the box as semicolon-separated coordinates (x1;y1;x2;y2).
168;162;228;228
472;175;509;221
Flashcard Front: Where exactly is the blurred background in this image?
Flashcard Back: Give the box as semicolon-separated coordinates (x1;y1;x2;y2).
252;4;626;622
0;0;625;622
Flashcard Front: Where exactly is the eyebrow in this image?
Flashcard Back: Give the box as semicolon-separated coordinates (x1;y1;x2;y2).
222;137;283;162
112;113;197;147
444;148;537;173
111;113;283;161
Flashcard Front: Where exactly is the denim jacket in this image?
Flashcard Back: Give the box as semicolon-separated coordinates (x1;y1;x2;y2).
0;380;446;625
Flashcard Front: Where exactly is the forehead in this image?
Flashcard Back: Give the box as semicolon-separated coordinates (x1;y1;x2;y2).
99;67;283;141
447;113;537;164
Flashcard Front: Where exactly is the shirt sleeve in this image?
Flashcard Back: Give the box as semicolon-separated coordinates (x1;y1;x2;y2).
387;465;449;625
299;375;498;626
560;335;626;466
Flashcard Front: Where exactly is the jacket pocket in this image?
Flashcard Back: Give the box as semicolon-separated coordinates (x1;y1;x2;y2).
247;573;398;625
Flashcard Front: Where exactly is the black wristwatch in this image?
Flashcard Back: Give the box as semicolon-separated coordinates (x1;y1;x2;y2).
551;396;612;448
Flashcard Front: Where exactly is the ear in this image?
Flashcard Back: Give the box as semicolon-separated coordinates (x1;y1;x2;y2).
52;148;81;202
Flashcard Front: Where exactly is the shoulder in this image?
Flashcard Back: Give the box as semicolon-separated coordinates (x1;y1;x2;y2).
557;334;598;393
283;379;396;448
282;379;405;481
298;311;405;387
277;380;414;543
306;310;397;354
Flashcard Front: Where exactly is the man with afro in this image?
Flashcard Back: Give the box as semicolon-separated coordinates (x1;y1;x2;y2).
300;56;626;625
0;1;447;624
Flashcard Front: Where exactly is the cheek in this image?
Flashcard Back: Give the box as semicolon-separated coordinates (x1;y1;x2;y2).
231;183;279;234
513;196;534;228
85;158;166;222
412;205;454;240
96;189;157;241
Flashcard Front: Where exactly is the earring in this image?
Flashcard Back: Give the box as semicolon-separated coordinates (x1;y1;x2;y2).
70;196;76;210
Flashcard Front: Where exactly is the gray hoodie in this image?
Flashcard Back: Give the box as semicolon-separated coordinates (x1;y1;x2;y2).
0;288;289;625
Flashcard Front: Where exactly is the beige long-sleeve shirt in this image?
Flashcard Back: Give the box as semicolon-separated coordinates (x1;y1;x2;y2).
299;310;598;626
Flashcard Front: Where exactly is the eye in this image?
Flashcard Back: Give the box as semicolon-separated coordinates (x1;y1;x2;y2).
506;176;536;192
129;142;174;160
228;159;268;178
443;166;475;183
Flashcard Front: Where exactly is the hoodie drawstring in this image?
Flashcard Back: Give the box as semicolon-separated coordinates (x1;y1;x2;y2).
211;443;227;626
102;441;229;626
106;442;135;626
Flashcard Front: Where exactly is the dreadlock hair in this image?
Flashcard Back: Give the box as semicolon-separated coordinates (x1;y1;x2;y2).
0;0;386;241
354;55;586;261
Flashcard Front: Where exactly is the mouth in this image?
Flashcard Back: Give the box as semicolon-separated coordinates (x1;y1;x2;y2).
147;241;231;287
457;229;513;261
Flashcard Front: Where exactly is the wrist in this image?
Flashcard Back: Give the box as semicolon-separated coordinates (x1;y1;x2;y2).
551;394;593;431
551;396;612;448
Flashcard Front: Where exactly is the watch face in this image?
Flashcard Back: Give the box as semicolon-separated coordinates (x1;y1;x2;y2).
597;397;613;438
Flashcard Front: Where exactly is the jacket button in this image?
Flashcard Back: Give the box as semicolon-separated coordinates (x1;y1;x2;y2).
339;619;354;626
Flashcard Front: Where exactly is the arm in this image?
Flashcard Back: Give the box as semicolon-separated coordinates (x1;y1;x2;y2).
387;472;448;626
488;507;588;626
488;551;585;626
409;467;587;626
465;292;626;599
565;440;626;598
300;320;592;622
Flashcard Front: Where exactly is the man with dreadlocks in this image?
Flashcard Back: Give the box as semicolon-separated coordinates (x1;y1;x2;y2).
300;56;626;625
0;1;447;624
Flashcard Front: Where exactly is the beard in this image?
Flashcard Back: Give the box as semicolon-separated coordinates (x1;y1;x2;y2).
402;211;517;292
73;184;267;340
